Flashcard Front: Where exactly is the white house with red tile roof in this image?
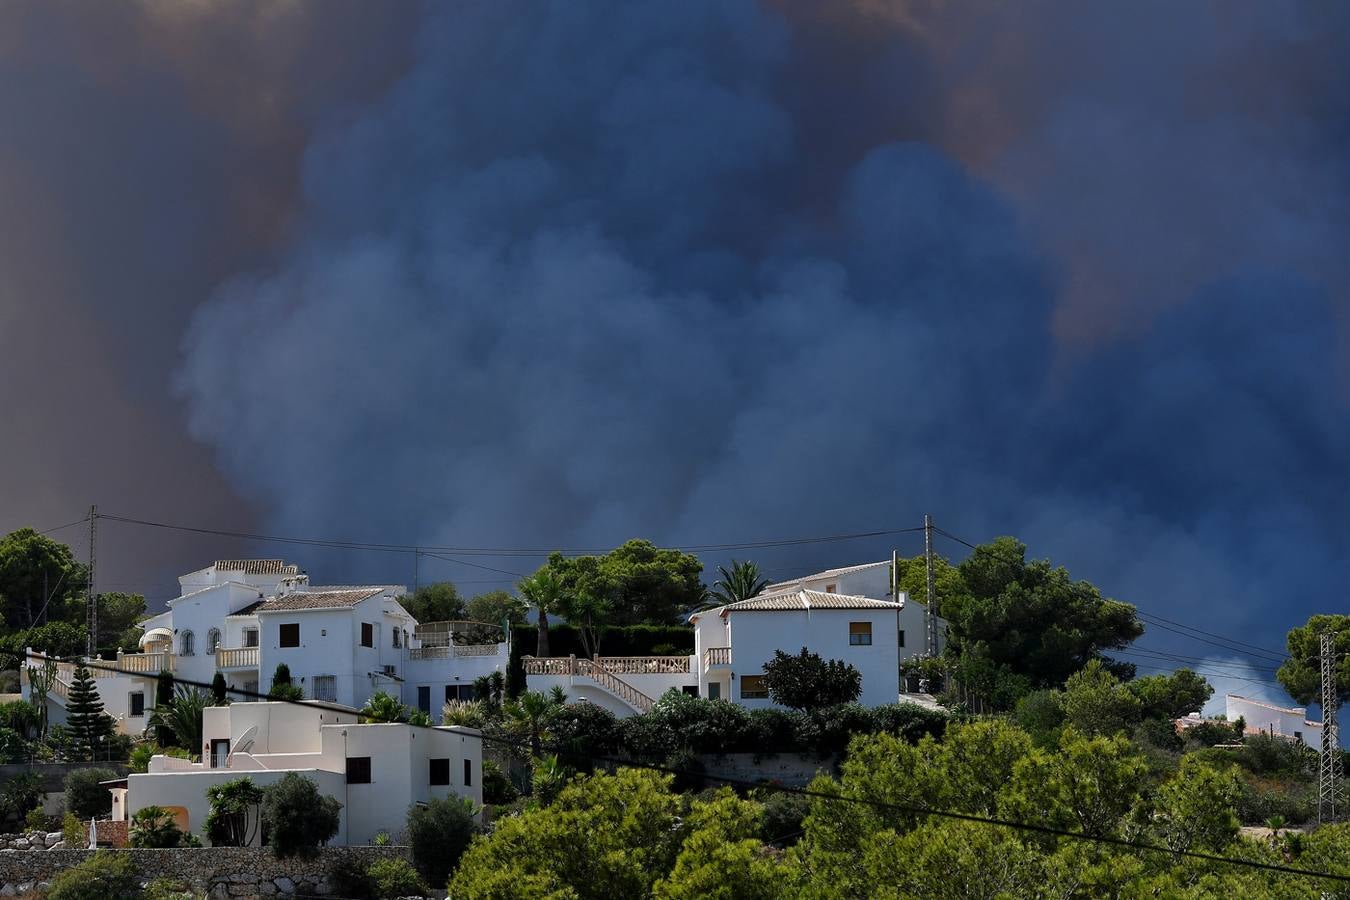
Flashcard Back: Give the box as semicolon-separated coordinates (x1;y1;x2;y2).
24;560;508;736
525;560;939;716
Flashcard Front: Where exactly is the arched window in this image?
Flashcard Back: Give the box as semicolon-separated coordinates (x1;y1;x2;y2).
181;630;195;657
207;628;221;653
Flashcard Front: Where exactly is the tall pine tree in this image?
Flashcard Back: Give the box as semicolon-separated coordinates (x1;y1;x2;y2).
66;665;113;759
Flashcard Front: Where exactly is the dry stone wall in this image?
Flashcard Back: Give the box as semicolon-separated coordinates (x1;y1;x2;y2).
0;845;408;897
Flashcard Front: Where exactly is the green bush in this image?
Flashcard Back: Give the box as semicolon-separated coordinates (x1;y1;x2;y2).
25;805;53;831
47;851;139;900
406;796;478;887
261;773;341;859
482;760;519;806
64;767;115;818
329;854;377;900
130;805;185;848
510;623;694;658
143;877;196;900
369;857;426;898
63;811;86;847
0;726;28;763
547;701;622;769
1235;776;1314;826
1234;734;1314;778
757;790;810;846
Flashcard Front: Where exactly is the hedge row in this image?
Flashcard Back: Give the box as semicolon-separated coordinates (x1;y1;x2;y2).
510;624;694;659
541;690;950;765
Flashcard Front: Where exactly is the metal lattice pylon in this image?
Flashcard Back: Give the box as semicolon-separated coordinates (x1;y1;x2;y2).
1319;631;1343;823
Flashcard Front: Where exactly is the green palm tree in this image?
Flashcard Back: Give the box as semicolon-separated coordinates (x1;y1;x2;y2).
505;690;558;757
359;691;409;723
518;569;566;658
147;687;208;754
705;560;769;608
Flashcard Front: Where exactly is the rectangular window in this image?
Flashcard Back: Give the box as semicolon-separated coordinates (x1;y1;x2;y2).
361;623;374;648
898;629;905;648
463;759;472;787
418;686;431;715
312;676;337;702
825;584;837;593
347;756;372;784
129;692;145;717
849;621;873;646
279;623;300;648
708;682;721;700
457;684;475;702
430;758;450;786
244;628;259;648
681;685;699;697
243;679;258;700
740;675;768;700
393;628;402;649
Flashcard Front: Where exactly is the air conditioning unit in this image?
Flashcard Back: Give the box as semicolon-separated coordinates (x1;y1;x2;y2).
382;664;397;676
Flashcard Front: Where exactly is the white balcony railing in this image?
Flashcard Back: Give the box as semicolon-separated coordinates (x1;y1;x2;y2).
594;656;691;675
703;647;731;669
409;644;500;660
114;651;173;674
214;647;260;669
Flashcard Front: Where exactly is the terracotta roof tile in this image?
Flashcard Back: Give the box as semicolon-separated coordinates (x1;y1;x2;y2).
214;560;301;576
257;588;382;612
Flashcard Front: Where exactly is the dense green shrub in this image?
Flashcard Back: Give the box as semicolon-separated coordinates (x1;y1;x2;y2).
143;878;195;900
261;773;340;859
762;647;862;710
482;760;519;806
62;811;86;847
1235;776;1314;825
328;854;377;900
369;857;426;898
1184;720;1242;747
757;790;810;846
511;623;694;658
64;767;115;818
129;805;185;848
1233;734;1314;778
47;852;139;900
664;747;706;793
406;795;478;887
546;701;622;769
0;771;45;828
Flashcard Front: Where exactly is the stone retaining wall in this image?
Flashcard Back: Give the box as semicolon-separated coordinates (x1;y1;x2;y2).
0;845;408;897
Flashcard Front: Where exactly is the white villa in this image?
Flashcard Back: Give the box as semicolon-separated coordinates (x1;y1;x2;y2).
23;559;509;737
525;560;947;716
107;700;482;846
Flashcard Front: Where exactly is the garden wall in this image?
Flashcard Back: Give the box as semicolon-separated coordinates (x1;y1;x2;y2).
0;845;408;897
697;752;839;788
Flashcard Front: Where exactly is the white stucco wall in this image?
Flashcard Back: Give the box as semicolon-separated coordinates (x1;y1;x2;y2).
726;607;901;708
1227;694;1322;748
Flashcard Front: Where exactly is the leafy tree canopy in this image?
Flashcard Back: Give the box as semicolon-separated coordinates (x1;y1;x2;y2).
95;592;146;653
0;528;88;631
545;540;706;627
762;647;862;710
465;589;528;627
1276;613;1350;705
900;536;1143;693
261;773;341;859
400;582;465;623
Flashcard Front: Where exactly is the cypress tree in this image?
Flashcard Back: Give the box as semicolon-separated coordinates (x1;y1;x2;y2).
210;672;228;705
66;666;113;759
154;669;176;744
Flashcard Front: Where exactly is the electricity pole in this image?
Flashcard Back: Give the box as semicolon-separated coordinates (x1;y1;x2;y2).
1320;631;1342;824
86;505;97;659
923;514;937;657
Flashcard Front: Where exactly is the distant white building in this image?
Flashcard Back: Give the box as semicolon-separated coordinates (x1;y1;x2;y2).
23;559;509;736
526;559;942;716
1227;694;1323;748
108;701;482;845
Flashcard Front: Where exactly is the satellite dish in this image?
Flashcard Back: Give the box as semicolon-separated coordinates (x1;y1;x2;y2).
227;724;259;764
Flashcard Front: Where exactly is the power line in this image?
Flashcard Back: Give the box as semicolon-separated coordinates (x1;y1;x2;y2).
29;651;1350;886
37;515;90;536
98;512;925;558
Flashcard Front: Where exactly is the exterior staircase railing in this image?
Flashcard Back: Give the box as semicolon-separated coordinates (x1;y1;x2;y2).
575;660;656;714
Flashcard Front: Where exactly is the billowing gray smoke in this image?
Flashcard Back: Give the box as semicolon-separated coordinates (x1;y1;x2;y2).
164;1;1350;664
